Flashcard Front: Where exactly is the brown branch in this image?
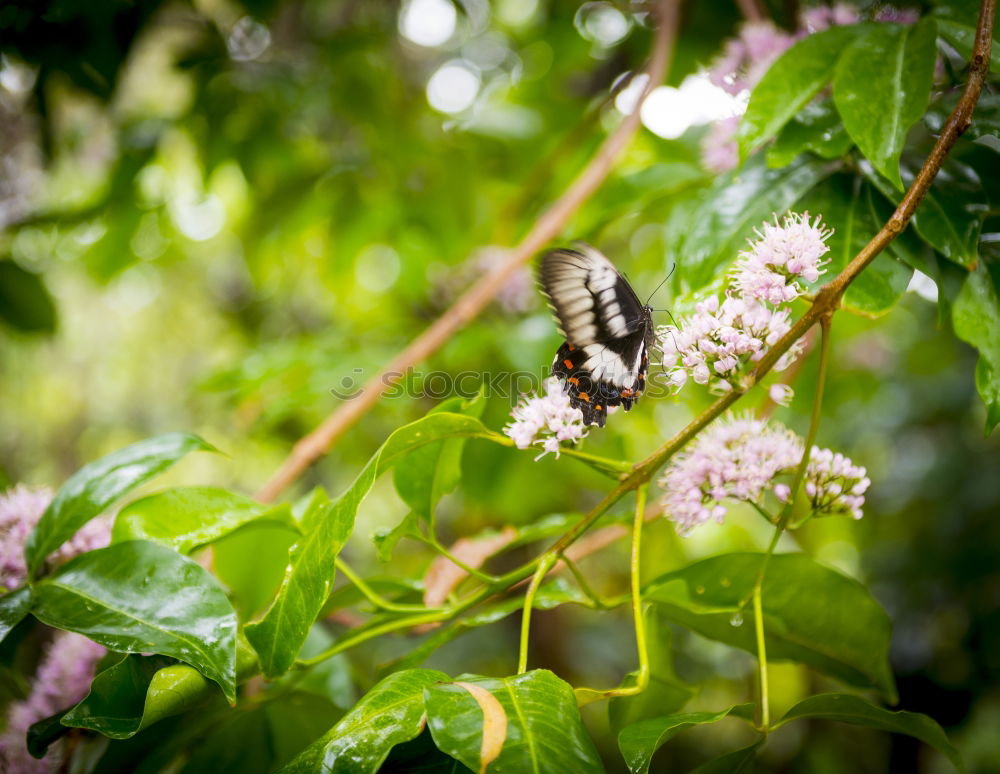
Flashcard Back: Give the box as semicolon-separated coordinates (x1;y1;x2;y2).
255;0;681;503
734;0;768;23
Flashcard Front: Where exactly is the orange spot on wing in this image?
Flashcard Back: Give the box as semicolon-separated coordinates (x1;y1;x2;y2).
594;405;603;411
578;392;590;402
567;344;575;351
567;377;579;386
563;359;573;369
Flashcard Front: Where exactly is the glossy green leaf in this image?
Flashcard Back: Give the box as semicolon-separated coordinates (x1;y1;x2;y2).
26;710;71;759
245;412;499;678
425;670;604;774
863;162;982;269
953;264;1000;432
0;259;57;334
25;433;216;577
766;99;854;168
775;693;963;770
646;553;896;699
935;17;1000;74
112;486;295;554
0;586;32;644
393;395;485;525
676;155;838;289
739;25;862;158
800;174;912;316
32;540;238;702
608;611;695;734
213;523;301;619
617;705;753;774
61;639;258;743
689;742;762;773
279;668;449;774
833;20;937;189
62;654;207;739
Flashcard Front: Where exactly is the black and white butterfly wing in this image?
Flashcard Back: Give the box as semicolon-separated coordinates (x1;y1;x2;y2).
539;245;653;427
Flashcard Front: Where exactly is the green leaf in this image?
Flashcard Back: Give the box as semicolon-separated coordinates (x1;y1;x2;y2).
425;670;604;774
32;540;238;703
0;259;57;333
676;155;838;289
25;433;216;577
934;17;1000;74
688;742;761;773
279;668;449;774
0;587;32;644
61;654;208;739
213;522;301;619
26;710;72;759
393;395;485;525
646;553;896;700
608;611;695;734
833;20;937;189
953;264;1000;432
775;693;963;771
617;705;753;774
863;162;982;269
112;486;295;554
800;174;912;316
739;25;862;159
766;99;854;168
245;412;499;678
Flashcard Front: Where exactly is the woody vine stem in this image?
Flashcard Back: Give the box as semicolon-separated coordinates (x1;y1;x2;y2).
300;0;995;692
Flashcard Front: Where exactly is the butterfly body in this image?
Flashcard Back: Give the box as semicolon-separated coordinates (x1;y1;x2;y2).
539;245;654;427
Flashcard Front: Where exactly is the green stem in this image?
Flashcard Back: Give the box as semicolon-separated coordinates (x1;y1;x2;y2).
747;499;778;525
333;557;440;614
562;554;615;609
753;583;769;730
630;485;650;694
415;535;499;584
752;315;832;731
517;552;557;674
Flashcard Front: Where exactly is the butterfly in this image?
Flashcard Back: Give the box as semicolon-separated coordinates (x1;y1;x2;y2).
538;244;654;427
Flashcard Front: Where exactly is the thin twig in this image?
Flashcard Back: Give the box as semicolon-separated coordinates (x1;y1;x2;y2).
256;0;682;503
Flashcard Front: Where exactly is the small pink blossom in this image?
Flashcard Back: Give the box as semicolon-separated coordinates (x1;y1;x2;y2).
805;446;871;519
504;377;588;460
769;383;795;406
0;631;106;772
731;212;832;305
1;485;110;591
700;116;740;174
658;295;803;391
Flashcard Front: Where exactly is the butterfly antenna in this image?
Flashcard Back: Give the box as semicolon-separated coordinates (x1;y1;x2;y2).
645;262;677;306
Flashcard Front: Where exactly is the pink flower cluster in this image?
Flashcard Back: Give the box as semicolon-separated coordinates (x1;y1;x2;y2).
805;446;871;519
660;212;830;392
0;631;106;773
660;295;799;391
504;377;589;459
659;416;802;534
799;2;860;32
658;414;870;534
1;485;110;591
708;21;795;97
731;212;831;304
